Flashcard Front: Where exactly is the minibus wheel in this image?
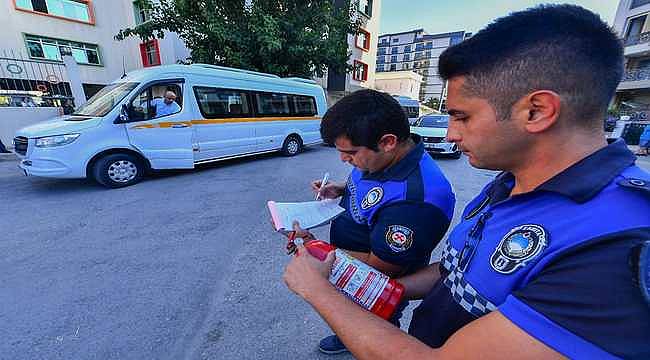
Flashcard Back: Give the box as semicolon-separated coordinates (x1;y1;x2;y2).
92;153;144;188
282;135;302;156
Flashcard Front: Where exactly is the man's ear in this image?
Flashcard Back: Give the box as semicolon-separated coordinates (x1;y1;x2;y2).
377;134;399;152
521;90;561;134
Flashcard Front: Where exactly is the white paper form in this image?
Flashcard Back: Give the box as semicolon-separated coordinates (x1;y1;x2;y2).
267;198;345;231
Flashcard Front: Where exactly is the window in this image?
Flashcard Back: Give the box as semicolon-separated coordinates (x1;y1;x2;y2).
404;63;410;70
133;0;151;25
390;55;397;63
392;38;398;43
391;47;398;54
129;82;183;121
15;0;93;23
355;28;371;52
378;48;386;55
255;93;291;116
358;0;373;17
404;45;411;52
140;39;161;67
389;64;396;71
426;42;433;49
631;0;650;9
353;60;368;81
425;50;431;58
415;43;424;51
292;95;317;116
404;54;410;61
377;56;385;64
25;34;101;65
194;87;251;118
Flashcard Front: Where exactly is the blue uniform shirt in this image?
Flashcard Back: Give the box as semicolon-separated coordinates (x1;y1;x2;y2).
152;98;181;117
330;135;455;273
409;140;650;359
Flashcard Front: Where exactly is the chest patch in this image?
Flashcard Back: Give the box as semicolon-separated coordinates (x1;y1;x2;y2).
361;187;384;210
385;225;414;252
490;224;548;274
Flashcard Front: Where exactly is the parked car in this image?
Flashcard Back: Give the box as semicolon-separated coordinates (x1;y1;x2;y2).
410;114;461;159
393;95;420;125
14;64;327;188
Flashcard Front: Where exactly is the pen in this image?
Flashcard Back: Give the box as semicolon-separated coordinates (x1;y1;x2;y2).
315;172;330;201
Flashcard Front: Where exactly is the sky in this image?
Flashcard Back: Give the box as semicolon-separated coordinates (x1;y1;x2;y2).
379;0;620;36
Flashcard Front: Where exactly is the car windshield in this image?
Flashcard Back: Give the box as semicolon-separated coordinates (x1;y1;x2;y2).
72;82;139;117
416;115;448;128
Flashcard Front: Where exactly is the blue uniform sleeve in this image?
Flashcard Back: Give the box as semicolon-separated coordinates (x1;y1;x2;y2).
369;202;450;269
499;228;650;360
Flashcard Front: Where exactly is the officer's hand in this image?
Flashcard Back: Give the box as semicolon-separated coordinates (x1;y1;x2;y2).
311;180;345;200
283;244;336;299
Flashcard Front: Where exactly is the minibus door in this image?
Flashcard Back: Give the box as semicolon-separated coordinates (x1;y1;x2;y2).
123;80;194;169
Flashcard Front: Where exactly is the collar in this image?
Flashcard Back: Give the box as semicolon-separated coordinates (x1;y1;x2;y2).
490;139;636;204
362;134;424;182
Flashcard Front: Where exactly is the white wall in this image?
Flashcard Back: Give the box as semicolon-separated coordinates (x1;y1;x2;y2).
375;71;422;99
0;107;60;145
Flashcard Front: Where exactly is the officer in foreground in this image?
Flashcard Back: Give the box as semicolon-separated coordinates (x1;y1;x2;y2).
284;4;650;359
291;89;455;354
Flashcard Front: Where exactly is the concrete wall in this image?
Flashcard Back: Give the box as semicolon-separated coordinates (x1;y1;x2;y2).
375;71;422;99
0;107;60;145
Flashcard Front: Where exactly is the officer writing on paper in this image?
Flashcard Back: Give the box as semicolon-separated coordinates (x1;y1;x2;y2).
284;5;650;359
290;89;456;354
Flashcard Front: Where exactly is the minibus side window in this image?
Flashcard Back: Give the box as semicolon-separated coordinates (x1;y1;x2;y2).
129;82;183;121
193;87;252;118
292;95;317;116
255;92;291;116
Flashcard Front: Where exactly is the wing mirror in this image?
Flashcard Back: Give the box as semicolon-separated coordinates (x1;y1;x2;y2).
116;104;130;124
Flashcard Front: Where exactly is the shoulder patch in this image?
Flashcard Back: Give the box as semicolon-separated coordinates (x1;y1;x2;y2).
385;225;414;253
630;241;650;308
361;187;384;210
490;224;548;274
617;178;650;195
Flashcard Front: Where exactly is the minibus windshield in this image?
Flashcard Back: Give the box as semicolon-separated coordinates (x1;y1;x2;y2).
72;82;139;117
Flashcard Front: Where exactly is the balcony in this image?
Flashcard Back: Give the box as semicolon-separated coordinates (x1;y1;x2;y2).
624;32;650;56
618;68;650;90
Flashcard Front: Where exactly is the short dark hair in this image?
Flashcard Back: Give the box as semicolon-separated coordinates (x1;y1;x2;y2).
320;89;410;150
438;4;623;125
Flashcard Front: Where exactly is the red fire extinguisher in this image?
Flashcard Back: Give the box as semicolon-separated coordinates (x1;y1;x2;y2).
289;238;405;321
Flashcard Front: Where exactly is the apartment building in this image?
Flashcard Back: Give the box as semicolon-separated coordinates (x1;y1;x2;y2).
315;0;382;103
0;0;189;99
376;29;468;104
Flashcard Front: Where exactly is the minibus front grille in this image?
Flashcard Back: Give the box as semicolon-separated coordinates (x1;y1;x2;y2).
13;136;28;155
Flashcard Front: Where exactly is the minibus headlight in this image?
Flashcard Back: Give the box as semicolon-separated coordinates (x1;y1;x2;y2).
35;134;80;148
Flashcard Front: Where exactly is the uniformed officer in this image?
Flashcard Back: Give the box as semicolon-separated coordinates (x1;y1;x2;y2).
283;5;650;359
290;89;455;354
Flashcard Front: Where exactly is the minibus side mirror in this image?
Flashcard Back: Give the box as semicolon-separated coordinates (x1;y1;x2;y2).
116;104;130;124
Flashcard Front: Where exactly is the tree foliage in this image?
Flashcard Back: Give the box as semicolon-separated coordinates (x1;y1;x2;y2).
116;0;361;78
424;97;440;110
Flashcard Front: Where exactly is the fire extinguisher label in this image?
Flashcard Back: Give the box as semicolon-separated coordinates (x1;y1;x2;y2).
329;249;390;311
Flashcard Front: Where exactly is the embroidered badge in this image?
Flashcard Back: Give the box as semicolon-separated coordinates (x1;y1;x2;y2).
361;187;384;210
385;225;414;252
490;224;548;274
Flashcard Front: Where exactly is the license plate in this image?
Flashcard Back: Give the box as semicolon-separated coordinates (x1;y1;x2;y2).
424;143;437;149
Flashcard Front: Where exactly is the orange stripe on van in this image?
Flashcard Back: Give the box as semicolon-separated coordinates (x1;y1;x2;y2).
130;116;320;129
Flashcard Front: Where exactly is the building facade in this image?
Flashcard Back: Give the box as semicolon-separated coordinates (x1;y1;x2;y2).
376;29;468;103
315;0;382;104
0;0;190;100
374;70;422;100
613;0;650;119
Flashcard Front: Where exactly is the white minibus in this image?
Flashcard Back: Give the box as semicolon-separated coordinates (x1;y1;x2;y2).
14;64;327;188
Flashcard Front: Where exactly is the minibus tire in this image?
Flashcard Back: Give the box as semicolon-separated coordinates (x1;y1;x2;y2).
282;135;302;156
92;153;144;188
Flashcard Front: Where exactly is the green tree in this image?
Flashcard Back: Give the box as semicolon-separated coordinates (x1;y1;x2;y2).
117;0;361;78
424;97;440;110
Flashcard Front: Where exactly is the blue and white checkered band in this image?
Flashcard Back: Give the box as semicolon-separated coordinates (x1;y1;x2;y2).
440;241;460;272
490;224;548;274
347;174;366;224
444;269;498;317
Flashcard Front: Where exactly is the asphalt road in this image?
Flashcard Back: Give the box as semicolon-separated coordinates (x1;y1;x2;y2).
1;147;648;360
